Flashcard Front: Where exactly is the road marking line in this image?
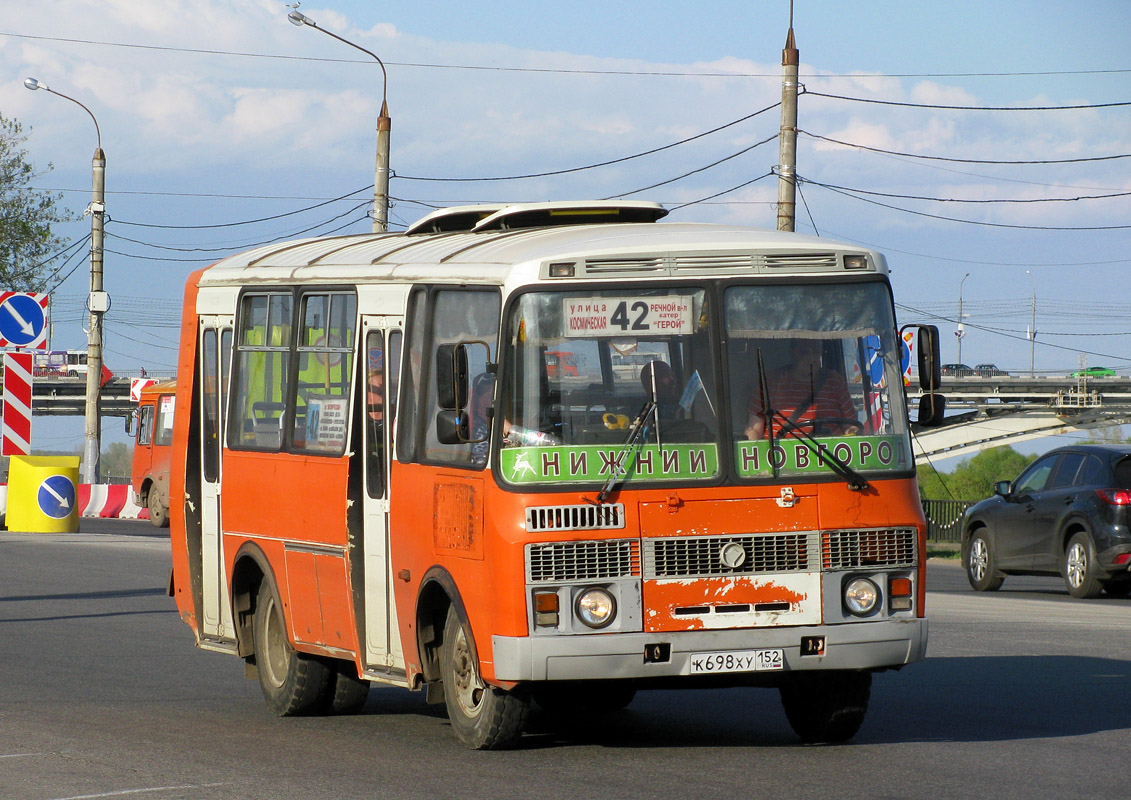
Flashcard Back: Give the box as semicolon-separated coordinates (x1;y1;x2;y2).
50;784;228;800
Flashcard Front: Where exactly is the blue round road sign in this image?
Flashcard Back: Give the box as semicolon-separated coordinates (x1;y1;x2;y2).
0;294;46;347
38;474;77;519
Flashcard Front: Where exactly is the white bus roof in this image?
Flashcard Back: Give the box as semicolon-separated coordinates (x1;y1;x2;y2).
196;203;887;288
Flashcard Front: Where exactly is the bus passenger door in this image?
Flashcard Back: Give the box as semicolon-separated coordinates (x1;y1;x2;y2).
200;318;235;639
360;320;403;668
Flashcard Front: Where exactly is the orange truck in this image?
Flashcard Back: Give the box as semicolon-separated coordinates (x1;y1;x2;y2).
130;379;175;527
167;201;943;749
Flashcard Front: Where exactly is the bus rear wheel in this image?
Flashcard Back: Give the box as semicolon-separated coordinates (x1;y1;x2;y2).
252;580;331;716
322;659;370;714
779;670;871;744
441;607;529;750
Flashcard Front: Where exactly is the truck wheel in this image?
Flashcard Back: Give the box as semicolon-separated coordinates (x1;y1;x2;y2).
322;659;371;714
779;670;871;744
252;580;331;716
441;606;529;750
148;490;169;528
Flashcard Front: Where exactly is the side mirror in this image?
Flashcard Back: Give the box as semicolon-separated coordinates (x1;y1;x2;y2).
994;480;1012;498
915;324;942;392
436;344;469;411
124;409;136;436
435;408;469;444
917;393;946;427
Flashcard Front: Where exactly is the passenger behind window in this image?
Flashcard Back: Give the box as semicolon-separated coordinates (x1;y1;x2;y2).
640;360;682;419
745;338;860;440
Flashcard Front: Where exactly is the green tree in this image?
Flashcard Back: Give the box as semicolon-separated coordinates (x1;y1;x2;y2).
0;113;72;290
917;445;1037;501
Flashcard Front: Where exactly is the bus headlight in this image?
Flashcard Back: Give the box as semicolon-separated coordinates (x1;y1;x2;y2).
575;587;617;629
844;577;880;616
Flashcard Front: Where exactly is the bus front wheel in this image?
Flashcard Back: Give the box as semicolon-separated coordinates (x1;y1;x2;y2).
440;607;529;750
147;489;169;528
252;580;331;716
779;670;871;744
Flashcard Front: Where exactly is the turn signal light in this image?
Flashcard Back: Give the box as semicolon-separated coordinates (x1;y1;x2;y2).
889;576;913;611
1096;489;1131;505
534;591;560;627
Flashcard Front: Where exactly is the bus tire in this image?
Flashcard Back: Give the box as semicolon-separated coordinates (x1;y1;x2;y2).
779;670;871;744
322;660;370;714
532;680;636;714
148;489;169;528
441;606;529;750
252;580;331;716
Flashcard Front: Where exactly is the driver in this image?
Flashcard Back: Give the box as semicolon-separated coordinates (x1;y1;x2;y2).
745;338;860;439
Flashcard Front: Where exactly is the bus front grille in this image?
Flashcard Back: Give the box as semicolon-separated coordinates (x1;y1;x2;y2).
823;528;917;570
526;539;640;583
643;533;819;578
525;503;626;533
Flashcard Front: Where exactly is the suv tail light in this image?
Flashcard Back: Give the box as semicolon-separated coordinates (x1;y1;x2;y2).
1095;489;1131;505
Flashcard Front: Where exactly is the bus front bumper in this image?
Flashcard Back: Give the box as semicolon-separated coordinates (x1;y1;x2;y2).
491;618;927;682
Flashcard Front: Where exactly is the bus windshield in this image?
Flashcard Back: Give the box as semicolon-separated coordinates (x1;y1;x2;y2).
723;281;912;480
497;281;911;487
500;287;717;486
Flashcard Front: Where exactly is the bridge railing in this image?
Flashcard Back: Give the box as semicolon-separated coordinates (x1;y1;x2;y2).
922;499;975;543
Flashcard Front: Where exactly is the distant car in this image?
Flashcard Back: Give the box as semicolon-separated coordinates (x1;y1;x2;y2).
961;444;1131;598
941;363;974;377
974;363;1009;377
1071;366;1116;378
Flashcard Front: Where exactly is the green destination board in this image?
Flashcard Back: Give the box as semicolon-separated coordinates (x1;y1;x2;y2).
734;435;908;477
498;443;719;485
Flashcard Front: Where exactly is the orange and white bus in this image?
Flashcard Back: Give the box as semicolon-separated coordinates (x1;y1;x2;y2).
131;379;176;527
168;201;943;749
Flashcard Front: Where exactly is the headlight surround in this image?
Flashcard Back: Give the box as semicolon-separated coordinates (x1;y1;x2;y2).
844;577;880;616
575;587;617;629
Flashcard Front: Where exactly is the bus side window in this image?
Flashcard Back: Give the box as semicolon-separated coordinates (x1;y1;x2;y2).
137;405;154;446
290;291;357;455
422;289;499;467
230;292;293;451
365;331;385;497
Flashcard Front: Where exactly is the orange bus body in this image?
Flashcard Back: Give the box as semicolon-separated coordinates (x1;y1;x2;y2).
131;379;175;527
168;201;936;749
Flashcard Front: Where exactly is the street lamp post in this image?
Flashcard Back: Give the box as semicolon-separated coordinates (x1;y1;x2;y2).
24;77;107;484
957;272;970;365
287;7;391;233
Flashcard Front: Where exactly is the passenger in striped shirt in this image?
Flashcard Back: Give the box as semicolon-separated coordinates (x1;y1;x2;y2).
745;338;860;440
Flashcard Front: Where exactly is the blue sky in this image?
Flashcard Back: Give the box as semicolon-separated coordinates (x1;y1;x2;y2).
1;0;1129;454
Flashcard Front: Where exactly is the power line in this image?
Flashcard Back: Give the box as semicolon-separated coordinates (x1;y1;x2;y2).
604;133;778;199
395;102;781;182
799;178;1131;205
799;131;1131;165
807;179;1131;230
803;89;1131;111
108;185;371;229
8;31;1129;80
669;171;775;212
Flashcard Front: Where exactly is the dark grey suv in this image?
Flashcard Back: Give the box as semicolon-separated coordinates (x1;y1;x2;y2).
961;445;1131;598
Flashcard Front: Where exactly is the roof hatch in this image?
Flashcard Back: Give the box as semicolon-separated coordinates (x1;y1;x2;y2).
404;200;667;235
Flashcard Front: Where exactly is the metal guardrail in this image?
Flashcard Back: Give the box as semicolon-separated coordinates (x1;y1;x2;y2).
922;499;975;543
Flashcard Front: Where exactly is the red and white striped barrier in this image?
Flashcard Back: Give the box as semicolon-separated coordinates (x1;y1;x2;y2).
0;484;151;521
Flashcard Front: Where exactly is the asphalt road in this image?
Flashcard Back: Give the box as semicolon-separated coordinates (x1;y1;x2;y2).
2;519;1129;800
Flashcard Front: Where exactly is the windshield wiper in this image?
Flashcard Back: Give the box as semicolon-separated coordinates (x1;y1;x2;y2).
756;349;779;480
770;410;872;492
591;398;656;505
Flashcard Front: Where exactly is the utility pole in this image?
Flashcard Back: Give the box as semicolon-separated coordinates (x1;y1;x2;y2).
1026;270;1037;377
85;146;106;484
776;3;799;232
